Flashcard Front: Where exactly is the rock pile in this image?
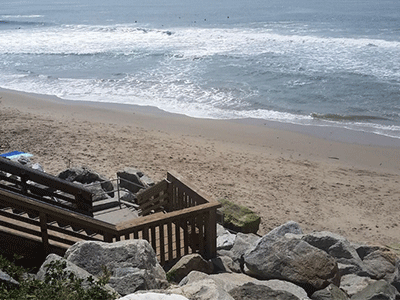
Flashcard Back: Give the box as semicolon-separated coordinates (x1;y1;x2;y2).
2;221;398;300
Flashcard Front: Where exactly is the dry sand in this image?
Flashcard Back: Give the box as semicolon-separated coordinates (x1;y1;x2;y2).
1;88;400;247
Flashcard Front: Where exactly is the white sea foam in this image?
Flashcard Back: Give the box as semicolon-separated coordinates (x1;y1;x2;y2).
1;24;399;82
1;21;400;139
1;15;44;18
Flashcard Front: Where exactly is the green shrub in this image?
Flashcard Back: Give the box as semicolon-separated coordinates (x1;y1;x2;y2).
0;255;117;300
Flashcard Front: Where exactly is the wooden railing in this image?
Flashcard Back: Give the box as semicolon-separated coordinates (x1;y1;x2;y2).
0;168;220;264
0;157;93;216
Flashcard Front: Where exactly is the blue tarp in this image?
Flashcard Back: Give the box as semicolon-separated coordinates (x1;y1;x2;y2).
0;151;33;160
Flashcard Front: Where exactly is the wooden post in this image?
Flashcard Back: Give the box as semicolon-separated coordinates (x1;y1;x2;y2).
104;232;113;242
198;214;205;257
167;221;173;261
205;209;217;259
175;220;181;259
143;226;149;242
151;226;156;251
159;223;165;265
39;212;49;255
20;173;28;194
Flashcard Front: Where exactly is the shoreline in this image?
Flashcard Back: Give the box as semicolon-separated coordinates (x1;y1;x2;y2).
3;87;400;148
1;87;400;246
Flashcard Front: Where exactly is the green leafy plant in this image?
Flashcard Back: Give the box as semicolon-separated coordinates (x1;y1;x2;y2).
166;268;178;283
0;255;118;300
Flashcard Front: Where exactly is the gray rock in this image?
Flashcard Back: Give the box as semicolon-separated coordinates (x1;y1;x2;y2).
36;253;117;295
120;189;137;203
76;181;109;201
166;253;213;283
212;255;241;273
311;284;349;300
392;259;400;292
266;221;304;242
303;231;348;252
257;279;310;300
302;231;366;277
140;175;155;187
117;167;148;193
0;269;19;286
362;249;397;280
244;235;340;293
229;282;300;300
179;271;252;293
353;244;386;260
58;166;114;197
64;240;166;296
340;274;377;297
351;280;399;300
178;271;310;299
118;293;189;300
171;277;235;300
337;263;364;277
220;232;260;271
303;232;361;263
217;224;237;250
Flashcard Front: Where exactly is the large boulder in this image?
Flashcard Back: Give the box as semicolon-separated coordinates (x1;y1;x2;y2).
265;221;304;241
351;280;399;300
310;284;349;300
339;274;376;297
178;271;309;299
58;166;114;197
212;255;241;273
117;167;153;194
362;248;397;280
244;235;340;293
36;253;118;295
392;259;400;292
303;233;400;282
170;277;235;300
118;293;189;300
217;224;237;250
302;231;362;265
64;240;166;296
229;282;300;300
218;232;260;272
218;199;261;234
302;231;365;277
166;253;213;283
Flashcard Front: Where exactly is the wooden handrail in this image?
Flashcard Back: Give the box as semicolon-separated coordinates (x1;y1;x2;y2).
0;171;221;263
167;171;212;206
0;188;115;233
116;202;220;231
0;158;93;213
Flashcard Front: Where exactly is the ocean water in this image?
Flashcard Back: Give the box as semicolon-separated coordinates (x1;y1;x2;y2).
1;0;400;139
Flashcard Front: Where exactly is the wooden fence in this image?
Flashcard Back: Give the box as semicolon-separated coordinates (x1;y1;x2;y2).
0;159;220;264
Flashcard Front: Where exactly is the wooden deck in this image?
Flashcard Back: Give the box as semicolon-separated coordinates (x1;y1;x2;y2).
0;157;220;265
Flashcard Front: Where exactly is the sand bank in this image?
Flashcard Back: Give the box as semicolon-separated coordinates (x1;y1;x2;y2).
1;88;399;246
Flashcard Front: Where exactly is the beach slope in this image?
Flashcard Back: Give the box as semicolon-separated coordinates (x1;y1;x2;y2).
1;88;399;246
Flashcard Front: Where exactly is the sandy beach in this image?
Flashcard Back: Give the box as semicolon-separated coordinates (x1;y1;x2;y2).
1;88;400;247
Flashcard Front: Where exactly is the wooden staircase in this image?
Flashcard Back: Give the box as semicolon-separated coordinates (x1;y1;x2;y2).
0;157;220;266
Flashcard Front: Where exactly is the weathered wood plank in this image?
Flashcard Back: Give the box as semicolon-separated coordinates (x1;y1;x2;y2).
159;223;165;265
0;158;92;204
136;180;168;205
167;222;173;261
167;172;210;205
140;199;169;216
175;220;181;259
